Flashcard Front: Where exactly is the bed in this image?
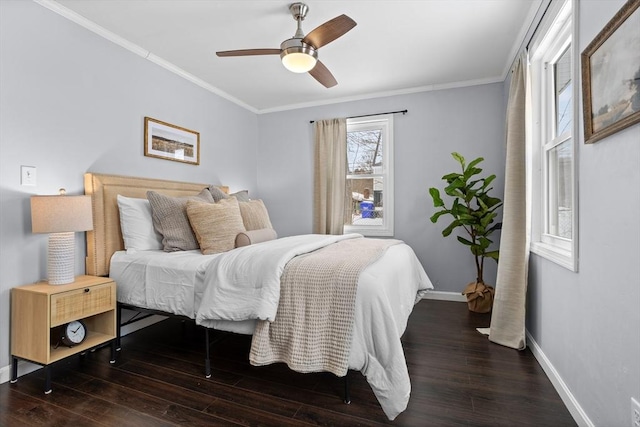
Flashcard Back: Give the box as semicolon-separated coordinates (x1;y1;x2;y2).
84;172;433;420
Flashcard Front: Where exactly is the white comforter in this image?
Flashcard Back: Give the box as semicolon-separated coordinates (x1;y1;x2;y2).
196;233;359;323
195;233;433;420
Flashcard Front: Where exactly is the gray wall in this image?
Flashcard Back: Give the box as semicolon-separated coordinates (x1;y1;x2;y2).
526;1;640;426
3;1;637;425
257;85;507;293
0;1;258;370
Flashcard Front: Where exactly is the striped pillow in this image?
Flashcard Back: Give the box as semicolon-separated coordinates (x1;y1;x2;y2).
147;189;214;252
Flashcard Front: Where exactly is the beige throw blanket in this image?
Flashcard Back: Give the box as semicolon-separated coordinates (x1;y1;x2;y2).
249;238;401;376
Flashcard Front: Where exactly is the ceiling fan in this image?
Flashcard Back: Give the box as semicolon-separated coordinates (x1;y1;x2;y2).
216;2;356;88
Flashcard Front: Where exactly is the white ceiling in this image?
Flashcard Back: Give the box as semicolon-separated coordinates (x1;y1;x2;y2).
44;0;540;113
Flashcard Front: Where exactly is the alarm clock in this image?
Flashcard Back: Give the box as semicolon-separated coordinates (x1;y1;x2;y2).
59;320;87;347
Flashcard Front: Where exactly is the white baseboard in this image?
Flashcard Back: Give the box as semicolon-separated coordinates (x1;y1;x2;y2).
526;330;594;427
0;360;41;385
0;314;167;385
422;290;467;302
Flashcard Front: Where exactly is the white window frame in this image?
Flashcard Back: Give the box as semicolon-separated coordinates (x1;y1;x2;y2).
528;0;578;271
344;115;394;237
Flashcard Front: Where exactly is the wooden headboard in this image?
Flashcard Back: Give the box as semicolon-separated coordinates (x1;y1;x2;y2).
84;173;228;277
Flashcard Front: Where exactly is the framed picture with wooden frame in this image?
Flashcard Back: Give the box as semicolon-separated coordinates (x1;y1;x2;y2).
144;117;200;165
581;0;640;144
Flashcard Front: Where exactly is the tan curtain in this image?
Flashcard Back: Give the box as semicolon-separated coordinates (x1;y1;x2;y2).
313;118;347;235
485;55;531;350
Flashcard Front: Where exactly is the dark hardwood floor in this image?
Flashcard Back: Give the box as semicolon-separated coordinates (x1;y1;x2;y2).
1;300;576;426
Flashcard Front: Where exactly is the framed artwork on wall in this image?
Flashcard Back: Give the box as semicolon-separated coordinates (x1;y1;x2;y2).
581;0;640;144
144;117;200;165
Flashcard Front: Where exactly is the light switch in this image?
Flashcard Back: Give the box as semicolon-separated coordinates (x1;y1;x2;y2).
21;165;36;186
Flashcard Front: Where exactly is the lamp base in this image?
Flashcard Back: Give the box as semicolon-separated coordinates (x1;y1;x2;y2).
48;232;75;285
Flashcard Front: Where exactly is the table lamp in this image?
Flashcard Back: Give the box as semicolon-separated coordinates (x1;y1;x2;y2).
31;189;93;285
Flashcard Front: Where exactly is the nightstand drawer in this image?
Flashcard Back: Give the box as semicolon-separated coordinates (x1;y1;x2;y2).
50;282;114;326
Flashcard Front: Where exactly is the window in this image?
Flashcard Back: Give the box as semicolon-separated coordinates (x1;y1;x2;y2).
344;115;394;236
529;0;577;270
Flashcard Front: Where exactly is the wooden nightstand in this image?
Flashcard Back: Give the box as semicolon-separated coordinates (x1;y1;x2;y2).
10;275;117;393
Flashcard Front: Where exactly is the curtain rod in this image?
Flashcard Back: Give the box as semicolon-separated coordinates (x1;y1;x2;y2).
309;109;408;124
507;0;552;73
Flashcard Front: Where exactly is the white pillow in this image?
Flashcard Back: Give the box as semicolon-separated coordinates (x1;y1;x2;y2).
117;195;163;252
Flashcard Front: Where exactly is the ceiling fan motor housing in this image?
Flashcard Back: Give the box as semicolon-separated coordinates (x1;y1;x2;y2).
289;3;309;22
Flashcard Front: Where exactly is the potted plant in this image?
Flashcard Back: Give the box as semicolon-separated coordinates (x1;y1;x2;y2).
428;152;503;313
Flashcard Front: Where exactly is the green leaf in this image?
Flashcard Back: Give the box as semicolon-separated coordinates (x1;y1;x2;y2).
480;212;496;228
444;177;464;192
465;189;477;203
482;174;496;189
451;152;465;169
442;219;462;237
442;172;461;182
485;250;500;261
449;199;460;217
453;202;469;215
477;196;488;210
457;236;474;246
467;157;484;170
464;167;483;180
485;196;503;208
429;187;444;207
478;237;491;249
467;179;483;190
430;210;450;223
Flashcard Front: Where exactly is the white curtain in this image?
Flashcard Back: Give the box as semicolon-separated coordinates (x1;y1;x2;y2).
313;118;347;235
483;54;531;350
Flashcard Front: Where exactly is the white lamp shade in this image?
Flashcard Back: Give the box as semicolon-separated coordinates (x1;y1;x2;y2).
31;195;93;233
281;52;318;73
31;194;93;284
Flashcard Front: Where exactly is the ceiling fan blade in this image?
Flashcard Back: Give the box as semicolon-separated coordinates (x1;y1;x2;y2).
303;14;357;49
309;60;337;88
216;49;281;57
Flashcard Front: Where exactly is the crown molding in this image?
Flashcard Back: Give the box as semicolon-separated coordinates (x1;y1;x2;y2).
257;76;505;114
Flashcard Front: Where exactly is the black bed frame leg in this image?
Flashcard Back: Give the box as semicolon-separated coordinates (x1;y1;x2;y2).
343;373;351;404
204;327;211;378
10;356;18;383
109;340;117;364
44;365;52;394
116;302;122;351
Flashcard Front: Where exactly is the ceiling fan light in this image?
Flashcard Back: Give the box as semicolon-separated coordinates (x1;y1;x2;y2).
282;51;317;73
280;39;318;73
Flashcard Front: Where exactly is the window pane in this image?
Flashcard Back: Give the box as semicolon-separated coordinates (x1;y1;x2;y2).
547;139;572;239
554;46;572;136
347;129;383;175
345;177;384;226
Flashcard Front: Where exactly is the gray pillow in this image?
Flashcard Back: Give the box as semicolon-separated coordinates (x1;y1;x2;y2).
147;189;214;251
230;190;250;202
207;186;250;203
207;185;229;203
